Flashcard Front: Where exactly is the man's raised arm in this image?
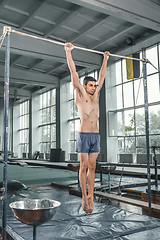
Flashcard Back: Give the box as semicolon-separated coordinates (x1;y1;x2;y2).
97;51;110;91
64;42;82;90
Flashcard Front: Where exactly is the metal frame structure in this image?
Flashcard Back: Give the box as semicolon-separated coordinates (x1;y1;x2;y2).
2;27;10;240
0;25;158;239
143;57;151;215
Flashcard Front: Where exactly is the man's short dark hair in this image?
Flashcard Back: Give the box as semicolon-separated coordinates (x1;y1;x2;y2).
83;76;97;86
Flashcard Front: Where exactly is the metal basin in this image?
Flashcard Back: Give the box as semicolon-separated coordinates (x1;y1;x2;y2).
10;199;61;226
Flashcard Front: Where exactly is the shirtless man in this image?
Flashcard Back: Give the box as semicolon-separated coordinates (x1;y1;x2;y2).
65;43;109;214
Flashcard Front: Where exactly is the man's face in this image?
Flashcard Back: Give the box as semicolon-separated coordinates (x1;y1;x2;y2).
84;81;97;95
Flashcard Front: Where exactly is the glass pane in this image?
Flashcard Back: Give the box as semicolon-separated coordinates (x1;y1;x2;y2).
22;103;24;115
150;136;160;153
47;91;50;107
136;136;146;153
70;141;76;153
26;101;28;113
47;126;51;141
146;45;158;75
149;105;160;134
69;82;74;99
41;127;44;141
24;129;29;143
40;143;44;153
115;60;122;84
42;93;47;108
51;141;56;149
24;101;29;114
20;104;23;115
122;59;128;83
118;137;124;153
20;131;24;143
135;108;145;135
26;143;29;153
24;115;28;128
20;116;23;129
27;115;29;128
108;112;116;136
42;108;51;124
108;112;124;136
134;79;144;106
42;126;50;142
116;85;123;109
117;112;124;136
69;100;74;119
51;106;56;122
125;137;135;153
74;102;79;118
46;142;50;152
41;143;46;153
20;145;24;156
41;109;44;124
70;121;75;140
42;109;46;124
51;89;56;105
75;119;80;138
51;124;56;142
24;102;26;113
124;110;135;136
123;82;134;108
147;74;160;103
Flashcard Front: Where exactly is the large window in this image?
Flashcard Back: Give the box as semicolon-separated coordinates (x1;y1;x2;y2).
19;100;29;157
108;43;160;154
68;71;98;152
39;89;56;153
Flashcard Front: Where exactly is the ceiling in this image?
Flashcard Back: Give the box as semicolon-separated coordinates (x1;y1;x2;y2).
0;0;160;101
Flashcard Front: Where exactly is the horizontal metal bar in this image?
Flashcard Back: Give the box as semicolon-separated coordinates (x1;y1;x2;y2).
10;28;144;62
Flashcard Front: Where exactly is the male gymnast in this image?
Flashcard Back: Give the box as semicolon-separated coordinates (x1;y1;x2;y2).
65;42;110;214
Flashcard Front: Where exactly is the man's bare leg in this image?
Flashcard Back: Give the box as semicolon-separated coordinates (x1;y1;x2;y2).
79;152;90;214
87;152;99;214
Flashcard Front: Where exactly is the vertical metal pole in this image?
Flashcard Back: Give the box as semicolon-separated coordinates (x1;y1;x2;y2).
33;225;37;240
100;171;102;185
108;173;111;194
143;61;151;216
56;83;61;149
29;97;32;159
2;31;10;240
152;147;158;189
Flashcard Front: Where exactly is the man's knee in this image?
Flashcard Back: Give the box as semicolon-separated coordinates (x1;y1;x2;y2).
88;162;96;171
80;161;88;172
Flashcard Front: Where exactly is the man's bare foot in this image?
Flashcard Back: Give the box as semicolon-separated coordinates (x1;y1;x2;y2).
88;196;94;214
82;198;90;214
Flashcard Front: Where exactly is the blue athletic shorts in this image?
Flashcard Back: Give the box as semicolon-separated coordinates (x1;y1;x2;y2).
76;132;100;153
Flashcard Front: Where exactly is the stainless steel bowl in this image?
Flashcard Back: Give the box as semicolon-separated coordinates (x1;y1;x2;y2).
10;199;61;226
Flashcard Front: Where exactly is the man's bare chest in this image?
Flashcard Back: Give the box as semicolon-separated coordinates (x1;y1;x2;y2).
77;95;99;114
